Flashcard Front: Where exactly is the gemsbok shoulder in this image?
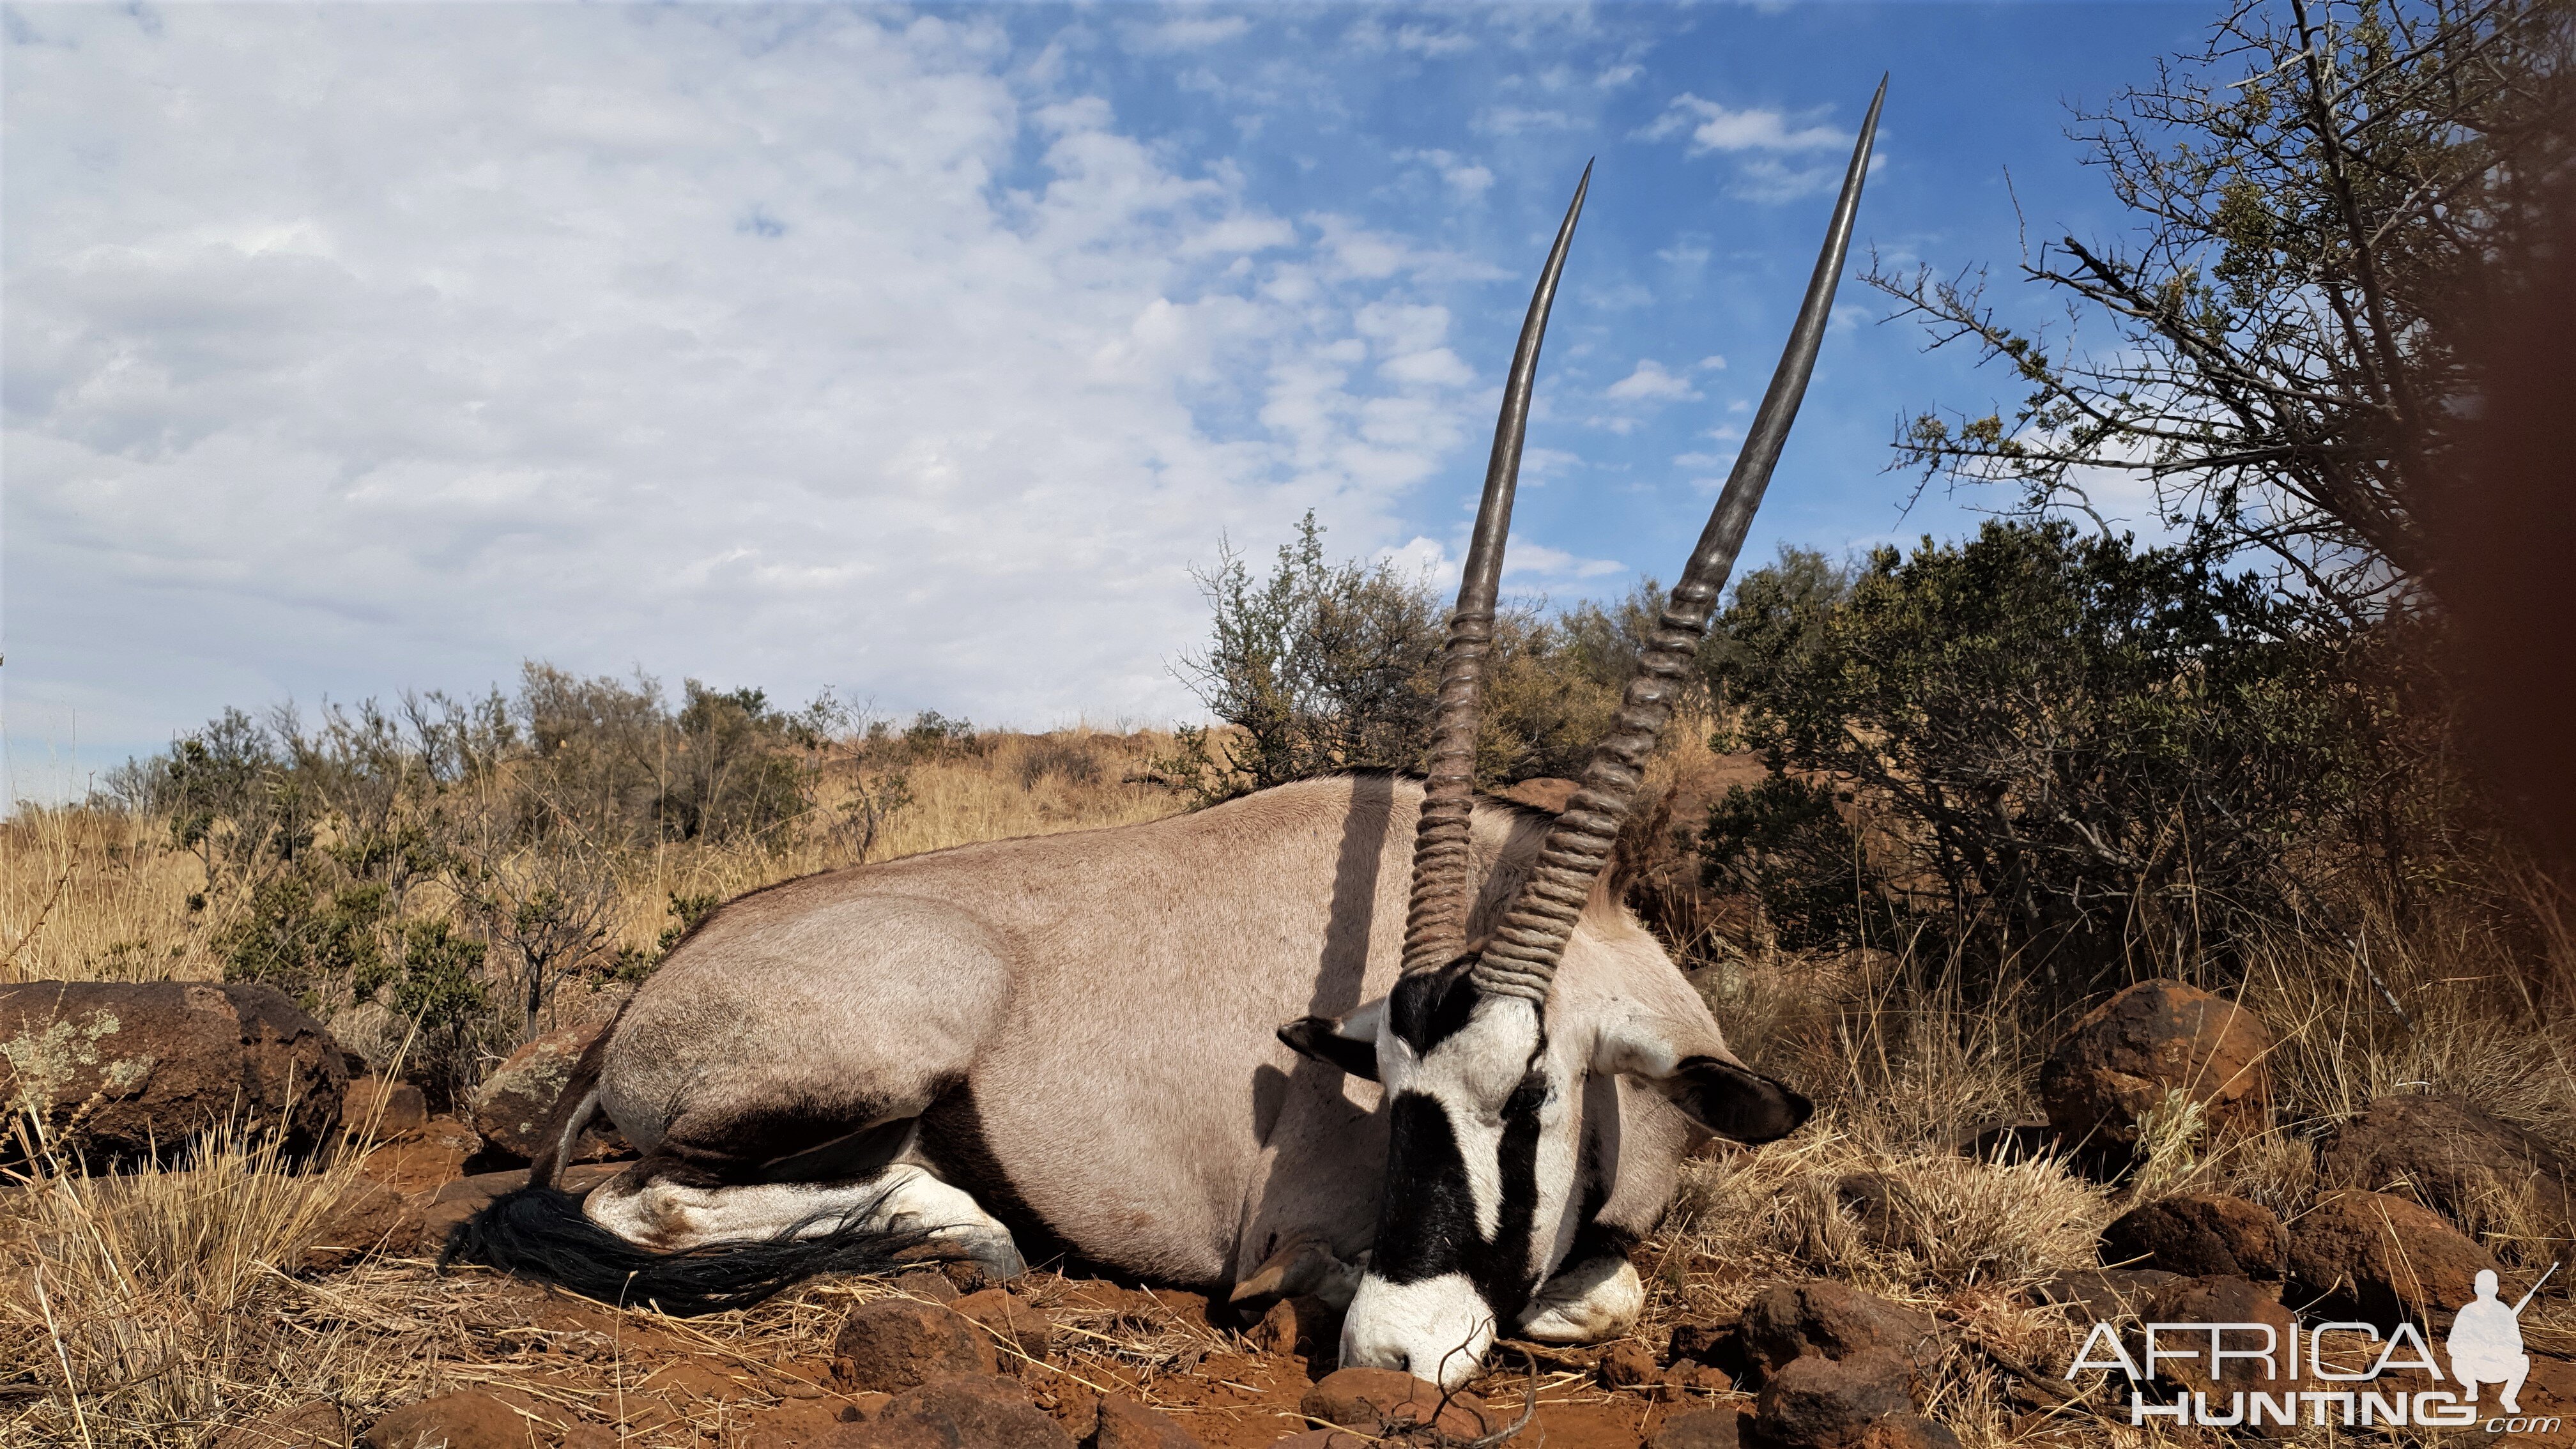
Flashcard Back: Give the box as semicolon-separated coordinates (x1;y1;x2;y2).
450;79;1885;1391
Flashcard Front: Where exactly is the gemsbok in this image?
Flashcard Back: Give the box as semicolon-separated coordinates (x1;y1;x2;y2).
452;80;1884;1390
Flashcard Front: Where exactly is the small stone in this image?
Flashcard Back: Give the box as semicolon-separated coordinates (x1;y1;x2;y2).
740;1400;859;1448
2100;1193;2287;1279
1251;1294;1342;1358
1860;1414;1962;1449
343;1077;428;1141
636;1360;757;1401
1092;1393;1204;1448
1754;1349;1917;1448
1600;1340;1660;1388
832;1299;999;1392
358;1392;530;1449
895;1269;960;1304
1300;1367;1490;1437
854;1375;1074;1449
2287;1190;2499;1327
1652;1405;1747;1449
1668;1318;1744;1373
215;1400;349;1449
1265;1434;1371;1449
953;1287;1054;1364
2037;979;2272;1151
302;1179;425;1271
1740;1280;1940;1383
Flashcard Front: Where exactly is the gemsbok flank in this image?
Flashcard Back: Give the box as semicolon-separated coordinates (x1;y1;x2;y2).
449;79;1884;1390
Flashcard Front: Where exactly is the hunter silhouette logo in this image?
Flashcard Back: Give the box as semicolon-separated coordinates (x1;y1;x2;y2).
2066;1263;2559;1434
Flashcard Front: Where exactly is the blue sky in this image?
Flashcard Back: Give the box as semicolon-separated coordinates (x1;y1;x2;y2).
4;2;2207;798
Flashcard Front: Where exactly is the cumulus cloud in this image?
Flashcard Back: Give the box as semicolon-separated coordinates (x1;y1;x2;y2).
1637;93;1846;153
1;6;1501;778
1605;359;1702;402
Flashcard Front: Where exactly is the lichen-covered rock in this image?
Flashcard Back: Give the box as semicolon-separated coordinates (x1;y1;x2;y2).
1;981;347;1162
466;1019;625;1161
2037;979;2271;1151
2287;1190;2500;1326
2100;1193;2287;1279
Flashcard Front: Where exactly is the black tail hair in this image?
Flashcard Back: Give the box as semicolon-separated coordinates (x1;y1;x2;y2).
442;1184;946;1316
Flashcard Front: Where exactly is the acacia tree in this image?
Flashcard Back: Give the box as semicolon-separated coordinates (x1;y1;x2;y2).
1873;0;2573;615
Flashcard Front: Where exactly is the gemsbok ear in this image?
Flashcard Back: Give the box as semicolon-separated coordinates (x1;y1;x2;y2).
1595;1022;1813;1144
1657;1056;1813;1144
1276;999;1385;1081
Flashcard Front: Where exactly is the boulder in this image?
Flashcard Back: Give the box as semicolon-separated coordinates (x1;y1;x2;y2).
1091;1393;1203;1449
358;1393;530;1449
2099;1193;2286;1280
953;1287;1053;1364
215;1401;349;1449
1754;1349;1918;1448
2320;1092;2575;1238
850;1376;1073;1449
466;1020;626;1162
832;1300;999;1392
1652;1405;1749;1448
0;981;348;1162
1299;1368;1490;1437
342;1077;427;1142
2037;979;2271;1151
2287;1190;2500;1326
1250;1294;1341;1358
2138;1276;2297;1399
1740;1280;1941;1383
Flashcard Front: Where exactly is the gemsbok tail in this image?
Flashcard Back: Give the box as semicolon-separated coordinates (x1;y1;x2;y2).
441;1000;944;1315
441;1183;937;1316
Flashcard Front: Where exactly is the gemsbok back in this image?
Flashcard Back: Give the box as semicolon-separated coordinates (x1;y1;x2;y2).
450;80;1885;1390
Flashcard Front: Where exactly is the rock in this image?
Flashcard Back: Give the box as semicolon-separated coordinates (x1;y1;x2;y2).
466;1020;626;1162
1499;778;1579;813
2037;979;2272;1151
832;1299;999;1392
1860;1414;1961;1449
1600;1340;1660;1388
1250;1294;1341;1358
1754;1349;1919;1448
2032;1268;2182;1322
302;1178;425;1270
953;1287;1053;1364
416;1162;623;1253
1740;1280;1941;1383
637;1359;760;1401
740;1400;857;1448
215;1400;349;1449
1958;1123;2064;1166
1091;1393;1202;1449
1299;1367;1490;1437
358;1392;530;1449
2320;1092;2575;1238
342;1077;427;1141
357;1116;482;1193
0;981;348;1162
1652;1405;1748;1448
1265;1434;1371;1449
1833;1172;1911;1248
2138;1276;2297;1397
896;1269;961;1304
2287;1189;2500;1326
852;1376;1074;1449
1668;1317;1742;1368
2099;1193;2286;1279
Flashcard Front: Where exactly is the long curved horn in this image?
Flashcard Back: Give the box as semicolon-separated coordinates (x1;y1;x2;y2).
1470;79;1885;1005
1402;165;1592;977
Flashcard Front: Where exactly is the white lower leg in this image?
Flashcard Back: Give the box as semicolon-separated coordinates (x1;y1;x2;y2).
586;1163;1023;1273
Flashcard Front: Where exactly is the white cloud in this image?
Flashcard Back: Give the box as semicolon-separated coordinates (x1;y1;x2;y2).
1393;148;1496;202
1501;538;1623;581
1605;359;1701;402
1128;14;1252;52
1474;105;1572;136
1;6;1498;780
1637;94;1845;154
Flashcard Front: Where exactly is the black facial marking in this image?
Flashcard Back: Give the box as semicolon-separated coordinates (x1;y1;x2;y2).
1278;1017;1381;1081
1386;958;1480;1055
1368;1068;1551;1323
1664;1057;1813;1143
